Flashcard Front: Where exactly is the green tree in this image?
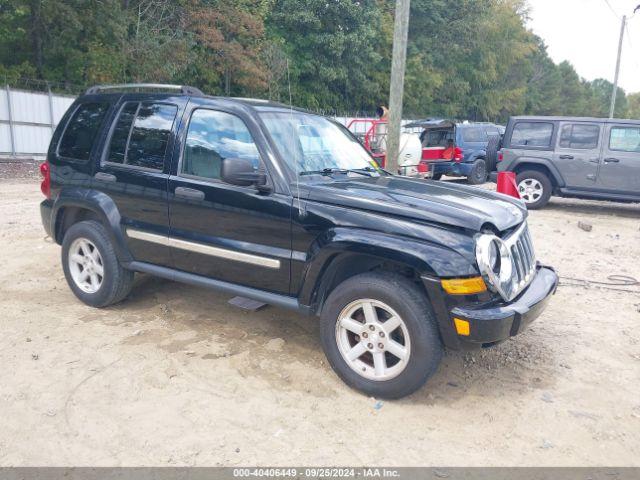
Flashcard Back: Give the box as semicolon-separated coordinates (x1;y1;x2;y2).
267;0;385;112
627;92;640;119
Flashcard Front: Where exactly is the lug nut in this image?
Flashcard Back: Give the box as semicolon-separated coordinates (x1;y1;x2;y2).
369;325;375;331
378;343;384;349
362;332;368;338
367;343;373;349
379;332;385;338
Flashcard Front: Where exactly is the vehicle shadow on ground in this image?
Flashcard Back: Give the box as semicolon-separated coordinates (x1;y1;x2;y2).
98;274;557;404
544;198;640;219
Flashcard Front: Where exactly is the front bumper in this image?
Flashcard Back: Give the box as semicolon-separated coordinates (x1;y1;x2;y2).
451;266;558;345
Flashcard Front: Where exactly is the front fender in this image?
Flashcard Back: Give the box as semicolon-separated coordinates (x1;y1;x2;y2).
297;227;477;307
52;188;133;262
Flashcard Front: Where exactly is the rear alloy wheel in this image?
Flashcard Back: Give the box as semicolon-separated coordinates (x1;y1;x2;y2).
467;158;487;185
516;170;552;209
62;220;134;307
320;272;443;398
68;238;104;293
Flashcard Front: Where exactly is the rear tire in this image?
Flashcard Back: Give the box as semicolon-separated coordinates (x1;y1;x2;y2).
485;135;501;173
430;173;443;181
61;220;134;307
516;170;552;209
320;272;443;399
467;158;487;185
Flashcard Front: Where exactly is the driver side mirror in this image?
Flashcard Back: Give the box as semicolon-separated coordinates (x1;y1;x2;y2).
220;157;270;192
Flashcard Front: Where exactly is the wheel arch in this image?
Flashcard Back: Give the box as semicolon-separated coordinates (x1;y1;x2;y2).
511;159;564;189
298;228;477;315
52;188;133;263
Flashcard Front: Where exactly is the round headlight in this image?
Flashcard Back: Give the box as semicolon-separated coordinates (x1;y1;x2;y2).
487;238;501;275
475;234;510;295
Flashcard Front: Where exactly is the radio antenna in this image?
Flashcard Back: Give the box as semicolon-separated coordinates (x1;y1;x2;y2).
287;57;303;215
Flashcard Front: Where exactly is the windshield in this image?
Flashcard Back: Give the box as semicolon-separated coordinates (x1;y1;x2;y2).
259;111;384;177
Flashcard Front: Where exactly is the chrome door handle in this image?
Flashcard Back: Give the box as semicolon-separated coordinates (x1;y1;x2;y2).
559;155;574;160
175;186;205;201
603;157;620;163
94;172;116;182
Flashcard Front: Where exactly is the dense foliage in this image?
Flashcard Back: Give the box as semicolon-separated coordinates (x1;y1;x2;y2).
0;0;636;120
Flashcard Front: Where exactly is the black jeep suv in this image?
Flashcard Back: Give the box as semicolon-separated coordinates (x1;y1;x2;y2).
40;84;558;398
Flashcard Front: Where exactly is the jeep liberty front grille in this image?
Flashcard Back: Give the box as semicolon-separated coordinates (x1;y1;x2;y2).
506;222;536;297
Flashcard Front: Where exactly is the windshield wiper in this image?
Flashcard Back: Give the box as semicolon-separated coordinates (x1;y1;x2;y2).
299;168;371;177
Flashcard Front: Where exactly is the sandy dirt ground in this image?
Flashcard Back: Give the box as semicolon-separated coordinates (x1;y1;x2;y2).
1;168;639;466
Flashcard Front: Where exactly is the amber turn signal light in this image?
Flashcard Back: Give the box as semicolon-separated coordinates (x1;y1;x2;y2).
453;318;470;336
441;276;487;295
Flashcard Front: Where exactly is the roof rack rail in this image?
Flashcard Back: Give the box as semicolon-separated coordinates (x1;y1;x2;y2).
84;83;204;96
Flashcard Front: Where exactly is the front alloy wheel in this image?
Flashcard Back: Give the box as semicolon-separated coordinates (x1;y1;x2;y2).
335;299;410;381
320;272;443;399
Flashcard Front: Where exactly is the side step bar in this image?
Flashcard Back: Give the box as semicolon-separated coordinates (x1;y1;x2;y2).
127;261;311;315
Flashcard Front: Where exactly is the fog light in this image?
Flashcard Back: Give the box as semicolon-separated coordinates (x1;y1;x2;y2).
453;318;470;336
441;276;487;295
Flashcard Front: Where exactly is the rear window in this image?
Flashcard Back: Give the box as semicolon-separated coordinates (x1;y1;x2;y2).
510;122;553;148
105;102;178;170
559;124;600;149
461;127;487;142
422;129;453;147
58;102;110;161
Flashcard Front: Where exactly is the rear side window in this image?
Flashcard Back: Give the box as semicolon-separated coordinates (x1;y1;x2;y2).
609;126;640;152
559;124;600;149
461;127;487;142
510;122;553;148
105;102;177;170
58;102;109;161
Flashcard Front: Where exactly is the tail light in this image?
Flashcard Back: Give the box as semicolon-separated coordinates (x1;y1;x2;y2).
454;147;463;163
498;150;504;162
40;161;51;199
417;160;429;173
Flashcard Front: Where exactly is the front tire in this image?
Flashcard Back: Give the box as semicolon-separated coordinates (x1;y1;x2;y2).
467;158;488;185
61;220;134;307
516;170;552;209
320;272;443;399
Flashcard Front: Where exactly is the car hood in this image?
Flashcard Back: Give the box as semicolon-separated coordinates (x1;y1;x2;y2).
299;176;526;232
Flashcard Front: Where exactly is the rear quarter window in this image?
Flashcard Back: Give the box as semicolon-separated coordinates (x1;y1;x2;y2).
58;102;110;161
609;126;640;152
461;127;487;142
510;122;554;148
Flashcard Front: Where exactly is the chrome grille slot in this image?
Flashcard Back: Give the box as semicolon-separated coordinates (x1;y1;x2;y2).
505;222;537;298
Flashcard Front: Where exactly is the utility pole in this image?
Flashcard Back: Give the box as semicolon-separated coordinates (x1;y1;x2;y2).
609;15;626;119
386;0;411;173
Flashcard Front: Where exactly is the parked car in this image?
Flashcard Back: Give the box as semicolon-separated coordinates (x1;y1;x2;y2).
497;116;640;209
39;84;558;398
404;120;504;184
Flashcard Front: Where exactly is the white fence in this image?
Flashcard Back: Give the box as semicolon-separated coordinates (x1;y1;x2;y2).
0;87;76;157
